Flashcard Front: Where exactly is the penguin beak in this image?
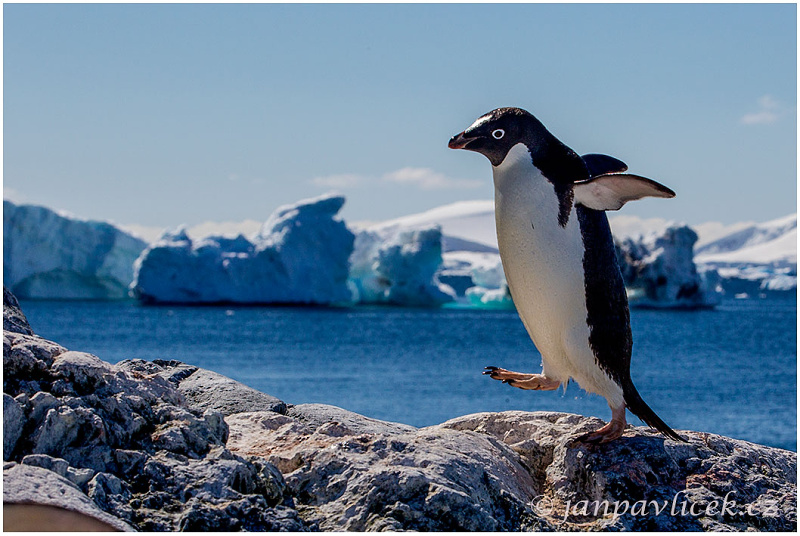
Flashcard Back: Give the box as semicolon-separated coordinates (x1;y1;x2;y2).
448;131;478;150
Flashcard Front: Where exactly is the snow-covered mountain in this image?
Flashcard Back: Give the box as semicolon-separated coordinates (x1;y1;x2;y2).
694;213;797;268
691;213;797;294
360;200;498;252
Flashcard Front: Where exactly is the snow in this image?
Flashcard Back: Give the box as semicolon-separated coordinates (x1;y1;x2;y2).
131;194;355;304
365;200;498;251
3;201;148;299
695;214;797;266
696;228;797;266
694;214;797;292
348;226;455;307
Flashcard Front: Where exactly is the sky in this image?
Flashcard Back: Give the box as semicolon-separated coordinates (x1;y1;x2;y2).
3;3;797;236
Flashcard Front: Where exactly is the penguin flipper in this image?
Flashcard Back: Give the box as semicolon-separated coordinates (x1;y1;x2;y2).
574;174;676;211
581;153;628;177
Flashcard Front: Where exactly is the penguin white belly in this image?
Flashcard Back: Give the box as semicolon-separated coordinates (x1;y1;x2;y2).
492;144;623;405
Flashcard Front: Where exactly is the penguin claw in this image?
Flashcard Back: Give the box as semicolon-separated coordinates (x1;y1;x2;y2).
576;431;602;445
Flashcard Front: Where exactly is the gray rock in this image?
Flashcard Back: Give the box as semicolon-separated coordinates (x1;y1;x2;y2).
288;403;416;436
3;332;65;394
87;472;134;522
3;286;33;335
129;448;306;531
440;411;797;531
3;290;308;531
28;391;59;423
226;407;797;531
3;393;24;460
21;454;96;489
51;351;113;392
167;365;288;416
227;408;540;531
3;463;134;531
31;405;104;457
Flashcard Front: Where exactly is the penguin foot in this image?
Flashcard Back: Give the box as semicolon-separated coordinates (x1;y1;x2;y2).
579;421;626;444
578;405;627;444
483;367;560;391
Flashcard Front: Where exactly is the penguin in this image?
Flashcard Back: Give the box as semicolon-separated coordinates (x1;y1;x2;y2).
448;107;685;443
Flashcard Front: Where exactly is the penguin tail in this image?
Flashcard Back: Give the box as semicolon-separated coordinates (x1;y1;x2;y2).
622;381;687;442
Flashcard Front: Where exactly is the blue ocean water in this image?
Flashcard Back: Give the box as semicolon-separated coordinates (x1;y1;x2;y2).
17;296;797;451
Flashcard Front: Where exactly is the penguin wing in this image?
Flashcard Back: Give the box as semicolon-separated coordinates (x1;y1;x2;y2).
581;154;628;177
573;174;676;211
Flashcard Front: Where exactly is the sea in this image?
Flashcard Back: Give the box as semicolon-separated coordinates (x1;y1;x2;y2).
18;295;797;451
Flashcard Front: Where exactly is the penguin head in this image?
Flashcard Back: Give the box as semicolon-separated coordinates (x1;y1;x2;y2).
448;107;551;166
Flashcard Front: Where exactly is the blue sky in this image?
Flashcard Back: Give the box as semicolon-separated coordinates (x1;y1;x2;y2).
3;3;796;231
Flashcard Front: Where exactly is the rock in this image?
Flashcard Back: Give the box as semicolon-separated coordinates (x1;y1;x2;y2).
3;463;134;531
3;292;308;532
227;406;796;531
3;394;23;460
157;363;288;416
51;351;114;393
128;448;305;531
3;332;65;394
288;403;416;436
3;286;32;335
21;454;95;489
150;404;228;458
226;406;539;531
440;411;797;531
87;472;134;522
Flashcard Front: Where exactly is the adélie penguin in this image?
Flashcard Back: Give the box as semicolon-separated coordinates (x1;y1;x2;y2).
448;107;685;443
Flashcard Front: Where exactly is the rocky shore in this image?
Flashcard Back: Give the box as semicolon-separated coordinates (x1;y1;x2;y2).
3;288;796;531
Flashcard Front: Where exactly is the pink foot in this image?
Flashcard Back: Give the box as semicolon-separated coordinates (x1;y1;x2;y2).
579;405;627;444
483;367;560;391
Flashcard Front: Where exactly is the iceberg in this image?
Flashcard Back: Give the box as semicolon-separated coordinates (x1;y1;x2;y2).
348;225;455;307
464;285;514;309
616;225;722;308
131;194;355;305
439;251;514;309
3;200;147;300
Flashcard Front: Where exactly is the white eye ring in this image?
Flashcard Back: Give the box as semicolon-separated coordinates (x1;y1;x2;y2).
492;129;505;139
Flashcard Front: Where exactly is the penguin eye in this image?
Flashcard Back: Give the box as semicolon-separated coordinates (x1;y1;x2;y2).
491;129;505;140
